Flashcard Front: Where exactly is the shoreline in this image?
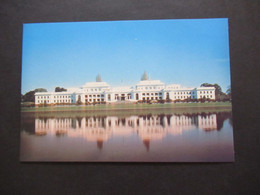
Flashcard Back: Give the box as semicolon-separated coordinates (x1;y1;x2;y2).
21;102;232;117
21;102;232;112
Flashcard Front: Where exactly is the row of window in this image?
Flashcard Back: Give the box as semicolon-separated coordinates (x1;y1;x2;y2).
142;97;162;100
142;93;162;96
85;99;104;102
37;95;71;99
54;95;71;98
174;91;194;95
54;100;73;103
167;86;180;89
85;94;104;98
174;96;194;99
199;95;213;98
37;100;49;103
137;86;163;90
37;100;74;103
37;96;49;99
199;91;213;94
83;88;103;92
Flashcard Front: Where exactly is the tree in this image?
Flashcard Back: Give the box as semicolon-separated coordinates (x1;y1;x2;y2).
55;87;67;92
34;88;47;93
96;74;102;82
22;88;47;102
226;85;231;100
141;71;148;81
200;83;227;100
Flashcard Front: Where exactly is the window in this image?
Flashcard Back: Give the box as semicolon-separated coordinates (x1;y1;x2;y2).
159;93;162;95
97;95;100;97
155;93;158;95
146;93;149;95
151;93;153;95
142;93;145;96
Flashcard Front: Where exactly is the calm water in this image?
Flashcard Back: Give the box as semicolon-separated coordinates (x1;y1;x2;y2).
20;111;234;162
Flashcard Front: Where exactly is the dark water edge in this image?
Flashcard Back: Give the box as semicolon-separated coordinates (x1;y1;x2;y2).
20;109;234;162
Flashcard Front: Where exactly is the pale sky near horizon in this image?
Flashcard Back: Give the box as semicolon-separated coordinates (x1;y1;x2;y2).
21;18;231;94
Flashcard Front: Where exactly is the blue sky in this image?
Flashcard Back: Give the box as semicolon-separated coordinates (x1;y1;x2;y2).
21;18;231;94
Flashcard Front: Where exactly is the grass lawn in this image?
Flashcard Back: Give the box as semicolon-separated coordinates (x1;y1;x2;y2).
21;102;232;117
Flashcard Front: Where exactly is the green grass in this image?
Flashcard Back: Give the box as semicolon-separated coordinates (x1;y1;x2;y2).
21;102;232;118
21;102;231;112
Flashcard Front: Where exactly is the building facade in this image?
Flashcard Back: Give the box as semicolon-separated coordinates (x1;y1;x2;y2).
35;75;215;106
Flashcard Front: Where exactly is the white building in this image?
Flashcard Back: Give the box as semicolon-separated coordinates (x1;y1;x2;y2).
35;74;215;106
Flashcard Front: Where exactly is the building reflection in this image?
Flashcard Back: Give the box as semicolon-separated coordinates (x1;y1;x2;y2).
34;113;221;150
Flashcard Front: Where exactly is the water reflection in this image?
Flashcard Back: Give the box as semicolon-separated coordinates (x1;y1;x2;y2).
32;113;230;150
20;112;234;161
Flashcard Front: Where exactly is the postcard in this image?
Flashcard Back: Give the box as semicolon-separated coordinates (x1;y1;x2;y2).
20;18;234;162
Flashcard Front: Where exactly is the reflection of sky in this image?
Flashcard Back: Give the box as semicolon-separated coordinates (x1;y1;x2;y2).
22;19;231;94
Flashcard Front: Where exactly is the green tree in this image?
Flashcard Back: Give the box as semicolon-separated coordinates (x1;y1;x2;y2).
35;88;47;92
55;87;67;92
200;83;227;100
226;85;231;100
22;88;47;102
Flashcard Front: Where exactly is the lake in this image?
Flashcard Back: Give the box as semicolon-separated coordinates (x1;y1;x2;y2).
20;109;234;162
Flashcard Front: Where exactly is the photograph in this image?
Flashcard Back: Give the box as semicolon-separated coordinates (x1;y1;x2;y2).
20;18;234;162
